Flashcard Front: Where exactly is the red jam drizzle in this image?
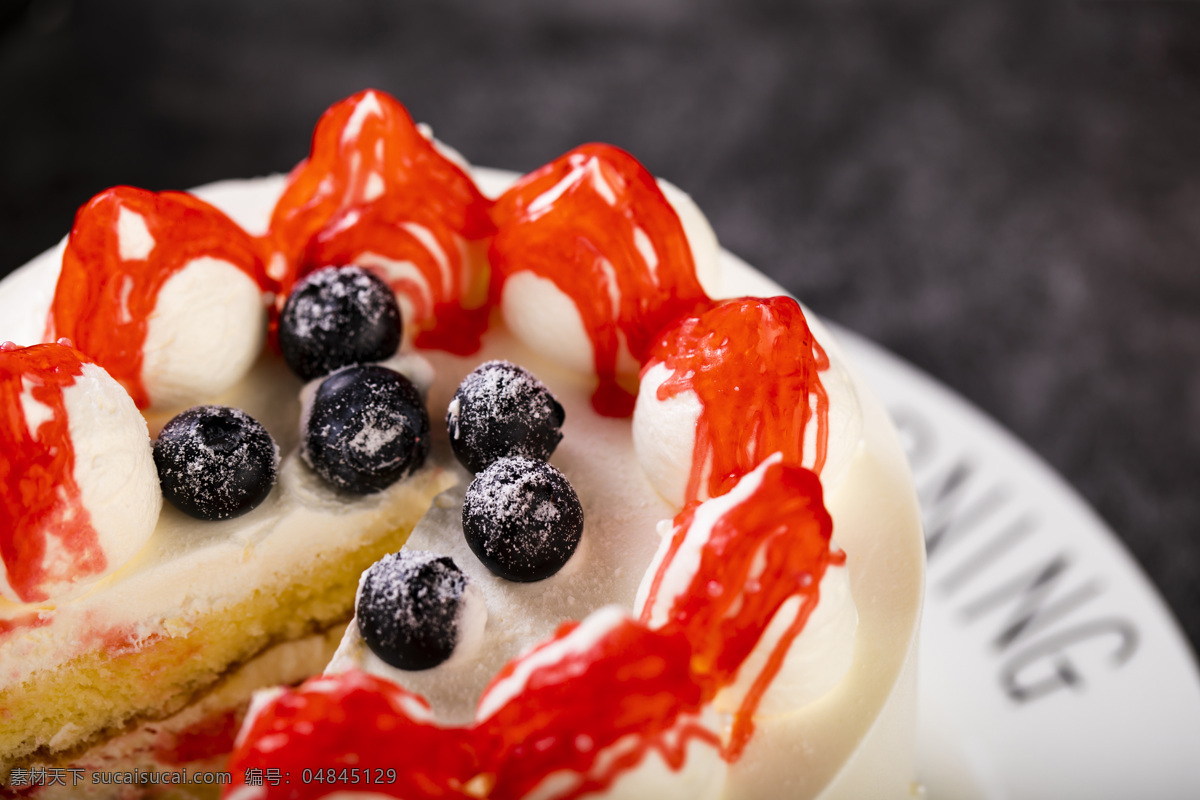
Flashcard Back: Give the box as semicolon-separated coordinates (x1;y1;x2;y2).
639;461;842;758
266;89;495;354
228;671;482;800
490;143;713;417
155;708;243;766
0;611;49;638
224;463;839;798
477;616;717;800
49;187;265;408
227;619;717;800
646;296;831;503
0;343;105;603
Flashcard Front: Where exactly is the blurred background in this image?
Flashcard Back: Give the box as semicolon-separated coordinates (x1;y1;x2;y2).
1;0;1197;655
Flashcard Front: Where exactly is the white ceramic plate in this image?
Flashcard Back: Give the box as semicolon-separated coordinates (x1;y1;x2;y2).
839;326;1200;799
716;254;1200;799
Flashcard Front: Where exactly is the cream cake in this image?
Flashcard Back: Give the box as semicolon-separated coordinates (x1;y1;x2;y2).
0;90;924;800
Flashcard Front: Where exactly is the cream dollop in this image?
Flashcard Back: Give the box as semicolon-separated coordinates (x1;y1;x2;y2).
1;362;161;603
141;257;266;411
631;327;864;509
634;455;857;716
498;179;721;379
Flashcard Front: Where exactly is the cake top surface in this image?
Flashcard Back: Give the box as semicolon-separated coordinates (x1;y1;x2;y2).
0;88;925;800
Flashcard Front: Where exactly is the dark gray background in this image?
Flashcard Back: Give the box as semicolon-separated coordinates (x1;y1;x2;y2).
2;0;1197;655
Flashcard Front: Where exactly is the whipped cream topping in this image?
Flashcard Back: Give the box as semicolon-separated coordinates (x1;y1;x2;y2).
632;303;864;507
48;186;268;412
0;345;160;603
61;362;163;593
634;455;857;717
489;144;716;417
1;85;925;798
267;90;494;356
497;176;721;382
140;257;266;411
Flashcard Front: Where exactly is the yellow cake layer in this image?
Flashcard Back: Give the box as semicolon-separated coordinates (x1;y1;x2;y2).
3;628;346;800
0;478;443;772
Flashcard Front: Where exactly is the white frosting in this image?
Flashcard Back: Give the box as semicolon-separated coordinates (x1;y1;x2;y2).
715;563;856;717
497;179;721;379
0;362;161;603
500;272;608;376
140;257;266;411
634;456;776;629
116;207;155;262
323;325;675;727
631;330;864;508
656;179;721;297
630;362;709;509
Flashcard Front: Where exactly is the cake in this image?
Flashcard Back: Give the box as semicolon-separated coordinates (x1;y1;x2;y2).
0;90;924;800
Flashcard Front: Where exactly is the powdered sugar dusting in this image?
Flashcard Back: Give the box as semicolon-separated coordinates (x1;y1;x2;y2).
287;266;394;341
356;550;471;670
154;405;279;520
446;360;564;473
461;456;583;582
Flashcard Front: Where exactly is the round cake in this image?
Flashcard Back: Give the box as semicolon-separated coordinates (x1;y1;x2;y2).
0;90;924;800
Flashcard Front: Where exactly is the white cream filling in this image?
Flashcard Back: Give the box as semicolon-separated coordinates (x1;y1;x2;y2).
0;341;454;687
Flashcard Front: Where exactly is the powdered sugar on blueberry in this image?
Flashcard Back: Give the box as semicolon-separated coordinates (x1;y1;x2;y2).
447;360;564;474
461;455;583;582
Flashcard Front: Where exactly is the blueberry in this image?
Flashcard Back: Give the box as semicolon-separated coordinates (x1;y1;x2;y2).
303;365;430;494
357;551;473;671
154;406;278;521
447;361;565;473
279;265;402;382
462;456;583;582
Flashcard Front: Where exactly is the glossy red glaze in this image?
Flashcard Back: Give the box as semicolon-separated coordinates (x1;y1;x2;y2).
156;708;242;766
477;615;716;799
49;187;265;409
645;296;831;503
491;144;713;417
267;90;494;353
228;670;481;800
640;460;842;758
0;343;104;603
226;616;717;800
